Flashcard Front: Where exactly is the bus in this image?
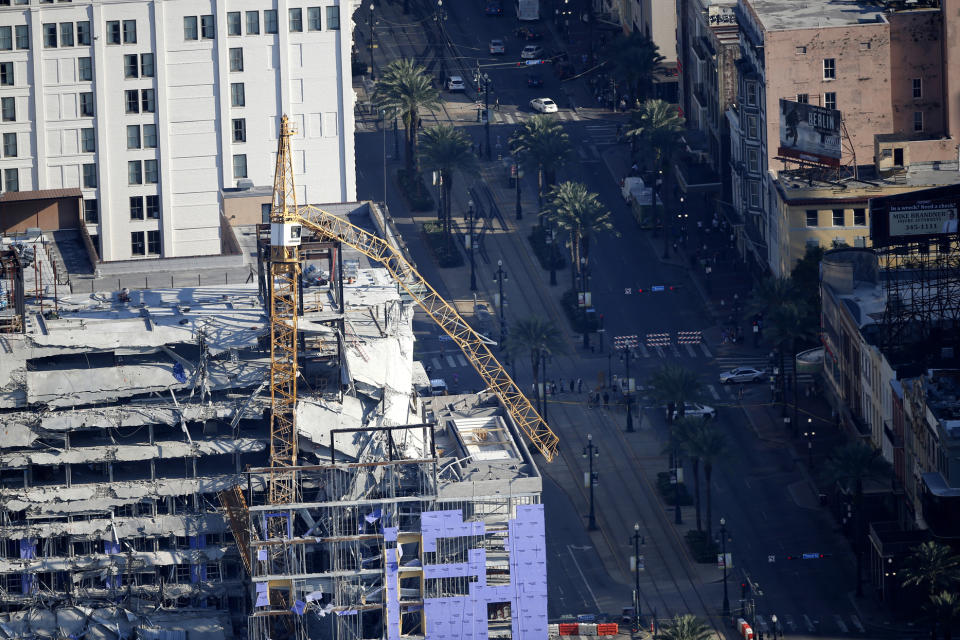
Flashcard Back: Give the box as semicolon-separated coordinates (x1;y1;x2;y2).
516;0;539;21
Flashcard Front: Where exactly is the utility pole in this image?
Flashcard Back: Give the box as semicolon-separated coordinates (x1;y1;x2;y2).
367;3;375;81
582;435;599;530
515;165;523;220
720;517;730;617
475;66;492;160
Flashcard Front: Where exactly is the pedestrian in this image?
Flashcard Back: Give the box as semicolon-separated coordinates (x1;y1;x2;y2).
418;117;423;129
577;378;583;393
603;392;609;407
494;97;500;111
559;378;566;394
721;329;728;344
569;379;575;393
552;381;558;396
738;385;744;401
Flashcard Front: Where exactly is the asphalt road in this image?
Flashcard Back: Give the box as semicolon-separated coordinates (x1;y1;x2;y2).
354;2;906;637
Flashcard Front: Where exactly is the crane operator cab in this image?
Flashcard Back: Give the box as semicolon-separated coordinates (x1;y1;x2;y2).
270;222;302;247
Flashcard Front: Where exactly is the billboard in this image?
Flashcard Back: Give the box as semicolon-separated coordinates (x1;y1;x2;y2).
869;184;960;244
777;99;842;167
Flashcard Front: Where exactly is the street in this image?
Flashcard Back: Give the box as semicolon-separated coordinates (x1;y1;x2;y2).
352;1;908;637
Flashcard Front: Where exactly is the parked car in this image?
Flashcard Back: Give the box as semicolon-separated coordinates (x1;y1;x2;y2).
529;97;558;113
514;27;543;40
489;38;505;54
719;366;765;384
520;44;544;60
485;1;503;15
445;75;465;92
526;73;543;88
667;402;716;421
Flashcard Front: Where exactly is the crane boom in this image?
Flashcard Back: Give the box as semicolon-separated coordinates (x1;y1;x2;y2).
295;204;560;462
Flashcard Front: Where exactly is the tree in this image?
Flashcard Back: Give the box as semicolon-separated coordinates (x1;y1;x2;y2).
504;317;565;413
790;245;825;326
418;124;477;243
509;115;571;199
675;416;712;532
373;58;440;175
648;363;703;423
765;301;818;434
624;100;684;256
822;442;892;596
747;276;796;318
545;181;616;290
688;422;726;538
603;33;665;102
658;614;713;640
929;591;960;640
902;542;960;599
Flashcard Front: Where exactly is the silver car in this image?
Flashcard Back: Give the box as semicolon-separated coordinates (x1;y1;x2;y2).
719;366;765;384
667;402;716;421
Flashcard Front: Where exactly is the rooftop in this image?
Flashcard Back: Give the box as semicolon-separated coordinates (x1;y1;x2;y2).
745;0;887;31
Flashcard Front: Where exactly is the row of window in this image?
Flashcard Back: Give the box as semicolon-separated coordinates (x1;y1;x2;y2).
124;53;155;79
105;20;137;46
131;229;161;256
0;25;30;50
33;21;94;48
128;159;159;185
127;124;157;149
130;194;160;220
126;88;156;114
805;209;867;228
183;15;216;41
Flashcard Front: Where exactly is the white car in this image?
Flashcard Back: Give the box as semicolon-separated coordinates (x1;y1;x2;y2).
446;75;465;92
489;39;505;55
667;402;716;421
520;44;544;59
529;97;558;113
719;366;765;384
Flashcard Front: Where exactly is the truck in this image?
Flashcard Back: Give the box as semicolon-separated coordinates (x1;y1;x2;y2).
621;176;663;229
516;0;539;21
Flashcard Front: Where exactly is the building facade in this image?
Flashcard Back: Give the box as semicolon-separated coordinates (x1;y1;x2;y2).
0;0;357;261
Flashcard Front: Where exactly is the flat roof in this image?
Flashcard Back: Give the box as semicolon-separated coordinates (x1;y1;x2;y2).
746;0;886;31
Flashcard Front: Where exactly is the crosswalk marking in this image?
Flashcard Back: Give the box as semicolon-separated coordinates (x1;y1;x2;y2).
431;357;442;371
850;615;865;633
670;344;680;357
457;355;468;367
707;384;720;400
783;614;795;633
833;615;848;633
803;614;816;633
684;343;696;357
445;355;457;367
638;344;650;358
700;342;712;358
655;346;664;358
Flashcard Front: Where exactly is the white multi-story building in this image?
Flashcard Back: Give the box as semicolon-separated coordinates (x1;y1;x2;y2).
0;0;356;261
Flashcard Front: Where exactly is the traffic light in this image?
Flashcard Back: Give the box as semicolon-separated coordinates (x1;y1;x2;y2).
740;581;747;599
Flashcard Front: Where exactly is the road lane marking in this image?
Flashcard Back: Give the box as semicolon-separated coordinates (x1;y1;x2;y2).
707;384;720;400
566;545;601;612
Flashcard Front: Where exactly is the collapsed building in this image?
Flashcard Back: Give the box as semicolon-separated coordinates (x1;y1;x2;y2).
0;206;548;639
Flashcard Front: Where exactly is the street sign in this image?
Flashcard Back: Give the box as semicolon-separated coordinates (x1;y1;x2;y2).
630;555;645;571
717;552;733;569
651;285;665;292
768;555;776;563
624;288;632;295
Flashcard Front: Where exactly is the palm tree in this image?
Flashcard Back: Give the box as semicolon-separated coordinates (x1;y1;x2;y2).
418;124;477;243
373;58;440;175
602;33;665;101
509;115;571;199
624;100;684;256
648;363;703;423
545;181;616;290
929;590;960;640
748;276;796;318
765;301;818;434
658;614;713;640
822;442;892;596
675;416;711;532
504;317;565;412
902;542;960;599
690;423;726;538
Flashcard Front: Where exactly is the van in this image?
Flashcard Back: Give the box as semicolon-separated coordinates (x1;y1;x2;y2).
430;379;449;396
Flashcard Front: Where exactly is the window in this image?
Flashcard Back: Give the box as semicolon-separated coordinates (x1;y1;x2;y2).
853;208;866;226
795;46;806;55
143;124;157;148
264;9;278;33
125;90;139;113
127;125;141;149
289;8;303;32
78;56;92;81
141;53;154;77
141;89;155;113
796;93;808;104
1;97;13;121
227;12;241;35
82;163;97;188
825;92;836;110
183;16;198;40
144;159;158;183
746;81;757;106
231;83;245;107
15;25;28;49
860;41;871;51
233;154;247;179
81;127;95;152
147;230;161;255
806;210;818;227
747;115;759;139
913;78;922;99
4;168;18;193
130;196;144;219
83;199;98;223
232;118;246;142
43;23;57;47
124;54;139;78
308;7;321;30
3;133;17;157
106;21;120;44
76;21;90;45
0;26;11;50
201;14;215;39
131;231;145;256
0;62;11;86
823;58;836;80
80;92;94;116
747;148;759;172
833;209;845;226
246;11;259;34
128;160;143;185
914;111;924;132
60;22;74;46
146;194;159;218
123;20;136;43
326;6;340;29
229;48;243;72
748;181;760;208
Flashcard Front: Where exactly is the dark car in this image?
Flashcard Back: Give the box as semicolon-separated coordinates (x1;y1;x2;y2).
526;73;543;88
485;1;503;15
515;27;543;40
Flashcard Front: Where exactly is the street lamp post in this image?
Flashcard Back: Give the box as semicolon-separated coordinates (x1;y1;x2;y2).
614;335;639;432
630;523;644;627
515;165;524;220
720;517;730;617
582;435;599;530
467;199;477;291
541;350;549;422
494;260;508;349
474;69;492;160
367;4;375;80
771;614;779;639
580;257;590;350
804;419;815;468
